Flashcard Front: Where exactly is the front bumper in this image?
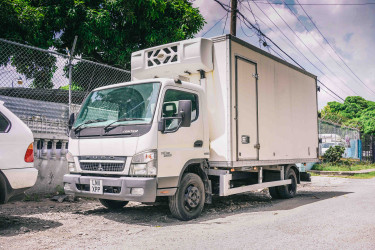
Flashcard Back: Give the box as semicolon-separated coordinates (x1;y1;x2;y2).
63;174;157;202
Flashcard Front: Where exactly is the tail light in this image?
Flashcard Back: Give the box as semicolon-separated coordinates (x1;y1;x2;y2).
24;143;34;163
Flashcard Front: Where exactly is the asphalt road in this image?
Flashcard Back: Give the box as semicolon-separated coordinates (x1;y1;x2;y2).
1;176;375;249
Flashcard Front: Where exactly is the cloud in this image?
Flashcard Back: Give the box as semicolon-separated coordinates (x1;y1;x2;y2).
194;0;375;109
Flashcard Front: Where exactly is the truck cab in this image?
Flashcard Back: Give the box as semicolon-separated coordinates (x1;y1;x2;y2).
64;78;209;219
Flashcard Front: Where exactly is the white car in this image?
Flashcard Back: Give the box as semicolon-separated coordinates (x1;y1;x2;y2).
0;100;38;204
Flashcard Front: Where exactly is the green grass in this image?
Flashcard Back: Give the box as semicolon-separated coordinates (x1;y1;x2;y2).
345;171;375;179
309;172;320;176
311;171;375;179
312;162;375;172
23;193;40;202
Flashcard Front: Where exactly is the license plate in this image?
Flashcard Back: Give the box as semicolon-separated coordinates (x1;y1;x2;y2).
90;179;103;194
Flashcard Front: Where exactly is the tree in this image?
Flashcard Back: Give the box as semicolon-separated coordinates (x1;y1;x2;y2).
0;0;57;89
321;96;375;135
0;0;205;89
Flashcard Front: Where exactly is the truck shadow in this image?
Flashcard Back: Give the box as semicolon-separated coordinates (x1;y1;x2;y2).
0;215;62;237
80;190;352;227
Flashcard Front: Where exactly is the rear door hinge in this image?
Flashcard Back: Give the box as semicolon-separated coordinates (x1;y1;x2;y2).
254;143;260;149
252;73;259;79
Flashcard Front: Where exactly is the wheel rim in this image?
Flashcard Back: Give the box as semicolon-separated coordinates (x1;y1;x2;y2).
184;184;201;211
287;175;296;195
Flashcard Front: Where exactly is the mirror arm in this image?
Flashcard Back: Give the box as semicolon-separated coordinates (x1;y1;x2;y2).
159;116;183;134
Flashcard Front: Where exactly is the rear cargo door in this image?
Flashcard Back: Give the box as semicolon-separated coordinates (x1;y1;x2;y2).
235;56;259;160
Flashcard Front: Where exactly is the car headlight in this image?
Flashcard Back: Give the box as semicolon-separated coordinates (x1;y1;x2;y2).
129;150;157;177
66;151;77;172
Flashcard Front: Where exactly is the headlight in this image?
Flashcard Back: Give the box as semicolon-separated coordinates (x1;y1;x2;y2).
129;150;157;176
66;151;77;172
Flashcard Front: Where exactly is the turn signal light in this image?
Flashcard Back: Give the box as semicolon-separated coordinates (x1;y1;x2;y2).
24;143;34;163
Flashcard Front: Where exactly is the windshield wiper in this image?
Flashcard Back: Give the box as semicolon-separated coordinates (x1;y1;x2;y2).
74;118;108;133
104;117;145;132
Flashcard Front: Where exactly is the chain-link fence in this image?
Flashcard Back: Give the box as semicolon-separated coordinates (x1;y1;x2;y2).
318;119;361;159
362;134;375;163
0;38;131;134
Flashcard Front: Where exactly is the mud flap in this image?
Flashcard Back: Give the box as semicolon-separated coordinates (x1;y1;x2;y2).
300;172;311;182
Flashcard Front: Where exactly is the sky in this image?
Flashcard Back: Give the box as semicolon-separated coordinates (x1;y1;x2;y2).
192;0;375;109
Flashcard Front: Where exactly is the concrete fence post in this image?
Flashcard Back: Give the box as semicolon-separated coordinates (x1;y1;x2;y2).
60;140;68;158
42;139;49;159
33;139;38;157
51;140;57;159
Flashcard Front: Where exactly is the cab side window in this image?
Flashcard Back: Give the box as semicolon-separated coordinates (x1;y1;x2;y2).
0;113;10;133
162;90;198;130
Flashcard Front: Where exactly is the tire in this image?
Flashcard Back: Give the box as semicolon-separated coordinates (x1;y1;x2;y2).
99;199;129;209
0;174;7;204
169;173;205;221
268;186;280;199
277;168;297;199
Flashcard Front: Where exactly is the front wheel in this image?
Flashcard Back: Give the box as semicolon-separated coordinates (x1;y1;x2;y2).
99;199;129;209
169;173;205;221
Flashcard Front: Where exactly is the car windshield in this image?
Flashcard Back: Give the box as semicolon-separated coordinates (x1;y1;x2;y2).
73;82;161;129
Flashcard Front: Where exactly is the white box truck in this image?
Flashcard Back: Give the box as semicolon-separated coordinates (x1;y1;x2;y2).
64;35;319;220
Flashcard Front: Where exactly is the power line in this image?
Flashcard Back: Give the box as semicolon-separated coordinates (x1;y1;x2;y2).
239;17;256;37
244;0;263;47
239;2;296;65
202;14;228;37
222;12;229;34
318;80;345;102
268;43;286;60
320;86;344;103
277;0;375;97
213;0;346;103
295;0;375;96
265;0;361;96
243;0;352;97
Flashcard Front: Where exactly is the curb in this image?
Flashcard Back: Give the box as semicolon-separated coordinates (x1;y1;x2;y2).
308;169;375;176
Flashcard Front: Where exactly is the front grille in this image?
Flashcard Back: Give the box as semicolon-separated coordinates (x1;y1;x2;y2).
80;162;125;172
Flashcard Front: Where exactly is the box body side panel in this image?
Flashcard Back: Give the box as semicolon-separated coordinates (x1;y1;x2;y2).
230;41;318;162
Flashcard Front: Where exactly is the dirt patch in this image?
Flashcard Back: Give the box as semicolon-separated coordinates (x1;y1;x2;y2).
0;179;349;249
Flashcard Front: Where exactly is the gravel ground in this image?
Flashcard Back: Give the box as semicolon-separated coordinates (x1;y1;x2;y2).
1;176;374;249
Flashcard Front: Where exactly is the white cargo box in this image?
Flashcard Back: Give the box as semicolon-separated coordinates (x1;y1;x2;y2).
132;35;319;168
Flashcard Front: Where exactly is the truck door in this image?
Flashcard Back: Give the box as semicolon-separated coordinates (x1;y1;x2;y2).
236;56;259;160
157;88;205;185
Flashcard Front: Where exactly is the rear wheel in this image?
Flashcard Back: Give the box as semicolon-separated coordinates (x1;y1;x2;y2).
268;186;280;199
99;199;129;209
169;173;205;221
277;168;297;199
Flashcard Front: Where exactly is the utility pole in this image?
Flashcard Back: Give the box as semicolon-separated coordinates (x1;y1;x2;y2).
230;0;237;36
68;36;78;115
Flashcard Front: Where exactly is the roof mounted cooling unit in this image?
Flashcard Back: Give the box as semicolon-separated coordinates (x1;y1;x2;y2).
131;38;213;80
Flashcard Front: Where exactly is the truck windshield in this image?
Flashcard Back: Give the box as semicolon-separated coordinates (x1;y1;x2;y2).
73;82;161;129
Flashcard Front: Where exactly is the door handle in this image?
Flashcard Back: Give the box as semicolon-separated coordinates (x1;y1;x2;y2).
194;140;203;147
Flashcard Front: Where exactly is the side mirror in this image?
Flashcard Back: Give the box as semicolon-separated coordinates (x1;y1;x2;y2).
68;113;75;130
158;100;192;134
178;100;192;127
